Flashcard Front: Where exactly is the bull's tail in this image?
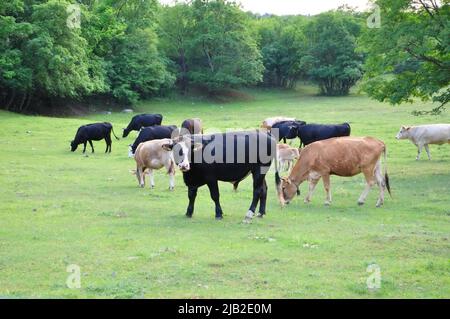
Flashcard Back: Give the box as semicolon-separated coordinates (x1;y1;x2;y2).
111;126;120;140
383;146;392;198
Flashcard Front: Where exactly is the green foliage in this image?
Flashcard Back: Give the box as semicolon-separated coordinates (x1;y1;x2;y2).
301;12;364;96
28;0;107;98
255;16;308;88
360;0;450;113
159;0;264;92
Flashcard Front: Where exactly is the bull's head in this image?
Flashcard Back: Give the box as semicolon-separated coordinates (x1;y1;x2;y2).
162;136;202;172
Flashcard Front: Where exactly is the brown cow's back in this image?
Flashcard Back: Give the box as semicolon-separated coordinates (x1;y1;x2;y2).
294;137;385;178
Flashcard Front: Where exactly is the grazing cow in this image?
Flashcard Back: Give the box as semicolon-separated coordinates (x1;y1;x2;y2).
129;125;178;156
261;116;296;129
276;137;391;207
164;130;276;222
297;123;351;146
395;124;450;160
123;113;163;138
134;139;176;190
181;118;203;135
277;144;300;171
70;122;119;153
271;120;307;143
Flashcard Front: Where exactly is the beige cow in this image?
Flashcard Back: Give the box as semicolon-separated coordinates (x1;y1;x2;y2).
276;137;391;207
277;144;300;171
134;138;176;190
396;124;450;160
261;116;296;129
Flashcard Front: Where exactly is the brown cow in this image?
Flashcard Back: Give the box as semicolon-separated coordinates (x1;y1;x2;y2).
134;138;176;190
181;118;203;135
276;137;391;207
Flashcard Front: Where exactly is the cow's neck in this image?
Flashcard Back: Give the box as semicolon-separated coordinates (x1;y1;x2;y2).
288;162;309;187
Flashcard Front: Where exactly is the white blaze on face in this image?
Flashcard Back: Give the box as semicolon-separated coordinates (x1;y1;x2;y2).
177;141;190;172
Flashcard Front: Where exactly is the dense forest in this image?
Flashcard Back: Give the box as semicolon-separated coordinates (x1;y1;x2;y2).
0;0;448;114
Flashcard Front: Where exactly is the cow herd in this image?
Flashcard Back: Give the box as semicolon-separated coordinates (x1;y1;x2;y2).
70;114;450;222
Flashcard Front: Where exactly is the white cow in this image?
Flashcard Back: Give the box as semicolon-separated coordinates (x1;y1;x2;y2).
396;124;450;160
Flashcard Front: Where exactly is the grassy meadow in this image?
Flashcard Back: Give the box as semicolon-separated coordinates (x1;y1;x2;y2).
0;86;449;298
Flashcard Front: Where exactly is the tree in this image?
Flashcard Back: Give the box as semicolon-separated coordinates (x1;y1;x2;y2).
301;12;364;96
360;0;450;114
0;1;33;111
188;0;264;91
255;16;308;88
158;2;193;93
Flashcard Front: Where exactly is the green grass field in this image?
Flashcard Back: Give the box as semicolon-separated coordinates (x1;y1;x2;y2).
1;87;449;298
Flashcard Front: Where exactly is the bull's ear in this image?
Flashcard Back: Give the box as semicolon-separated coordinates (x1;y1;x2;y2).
405;126;411;130
162;143;173;151
193;143;203;152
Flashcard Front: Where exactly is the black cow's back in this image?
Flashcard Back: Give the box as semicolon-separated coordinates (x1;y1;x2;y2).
123;114;163;137
297;123;351;146
131;125;177;153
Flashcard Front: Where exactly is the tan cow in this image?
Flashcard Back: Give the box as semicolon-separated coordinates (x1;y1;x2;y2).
276;137;391;207
134;138;176;190
277;144;300;171
261;116;296;129
396;124;450;160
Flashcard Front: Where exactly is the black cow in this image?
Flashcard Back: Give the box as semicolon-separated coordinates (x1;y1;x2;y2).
129;125;178;155
271;120;306;143
162;130;276;222
297;123;351;146
123;114;163;138
70;122;119;153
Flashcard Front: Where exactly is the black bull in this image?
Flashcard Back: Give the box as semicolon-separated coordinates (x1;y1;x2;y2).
168;131;277;222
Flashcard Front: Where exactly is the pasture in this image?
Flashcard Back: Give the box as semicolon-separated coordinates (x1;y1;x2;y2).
0;87;449;298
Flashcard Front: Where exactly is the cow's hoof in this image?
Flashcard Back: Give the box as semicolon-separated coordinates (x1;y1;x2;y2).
139;184;144;188
215;216;223;221
256;213;264;218
169;187;174;191
376;203;383;208
358;201;364;206
324;201;331;206
242;218;252;224
186;214;193;219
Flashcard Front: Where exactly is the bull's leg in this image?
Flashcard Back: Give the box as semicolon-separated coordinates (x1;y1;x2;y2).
304;174;320;203
416;144;423;160
88;140;94;153
207;181;223;220
82;142;87;153
148;169;154;189
245;172;264;222
358;169;376;206
374;161;385;207
186;186;198;218
104;135;112;153
136;166;145;188
322;174;332;205
424;144;432;160
168;172;175;191
257;179;268;218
